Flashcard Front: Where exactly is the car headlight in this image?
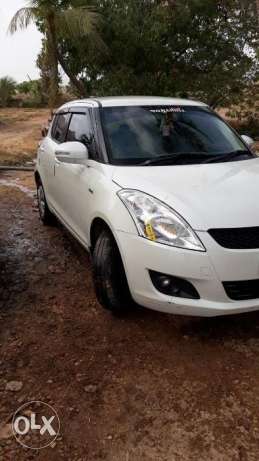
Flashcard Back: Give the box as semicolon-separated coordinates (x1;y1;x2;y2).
118;189;205;252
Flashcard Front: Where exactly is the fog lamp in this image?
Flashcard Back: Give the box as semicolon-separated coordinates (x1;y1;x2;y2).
150;271;200;299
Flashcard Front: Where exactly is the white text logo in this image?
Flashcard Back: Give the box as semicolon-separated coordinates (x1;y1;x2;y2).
12;401;60;449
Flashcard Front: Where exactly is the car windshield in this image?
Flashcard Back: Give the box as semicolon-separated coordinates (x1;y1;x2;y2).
101;105;251;165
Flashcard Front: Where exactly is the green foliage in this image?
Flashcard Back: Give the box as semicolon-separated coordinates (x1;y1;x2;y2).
16;80;37;94
0;76;17;107
10;0;259;112
19;79;48;106
61;0;258;108
226;81;259;137
37;38;58;103
9;0;103;105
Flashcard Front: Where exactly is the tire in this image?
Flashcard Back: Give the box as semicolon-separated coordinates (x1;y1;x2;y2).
37;182;55;225
92;229;134;315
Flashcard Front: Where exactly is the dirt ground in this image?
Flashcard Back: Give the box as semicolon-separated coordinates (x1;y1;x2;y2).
1;171;259;460
0;109;49;166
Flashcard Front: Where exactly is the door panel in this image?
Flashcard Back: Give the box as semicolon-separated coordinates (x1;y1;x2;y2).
42;112;71;213
39;136;56;208
53;162;90;244
52;109;94;245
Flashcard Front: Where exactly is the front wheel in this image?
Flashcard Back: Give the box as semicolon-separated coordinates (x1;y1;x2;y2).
92;229;134;315
37;182;55;225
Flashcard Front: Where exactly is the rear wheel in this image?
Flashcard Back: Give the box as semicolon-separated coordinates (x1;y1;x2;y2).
37;182;55;225
92;229;134;315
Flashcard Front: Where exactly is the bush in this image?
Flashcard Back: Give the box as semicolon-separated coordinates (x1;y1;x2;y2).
0;76;17;107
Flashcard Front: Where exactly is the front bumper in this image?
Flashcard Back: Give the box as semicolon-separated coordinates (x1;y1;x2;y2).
116;230;259;317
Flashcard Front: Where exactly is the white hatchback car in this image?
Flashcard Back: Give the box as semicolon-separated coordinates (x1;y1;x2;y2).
35;96;258;317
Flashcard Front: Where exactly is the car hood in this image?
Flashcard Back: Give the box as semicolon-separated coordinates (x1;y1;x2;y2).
112;158;259;230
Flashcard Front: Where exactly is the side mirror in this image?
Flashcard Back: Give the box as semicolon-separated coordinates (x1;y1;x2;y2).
41;126;48;138
241;134;255;148
55;141;88;164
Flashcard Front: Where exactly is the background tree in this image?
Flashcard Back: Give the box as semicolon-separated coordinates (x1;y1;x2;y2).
0;76;17;107
17;78;48;106
9;0;103;107
16;80;32;94
57;0;258;110
7;0;258;122
37;38;57;103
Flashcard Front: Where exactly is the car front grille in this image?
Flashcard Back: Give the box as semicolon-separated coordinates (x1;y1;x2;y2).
223;280;259;301
209;227;259;249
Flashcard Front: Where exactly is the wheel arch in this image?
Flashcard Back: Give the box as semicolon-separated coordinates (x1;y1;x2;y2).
34;170;41;186
90;216;135;312
89;216;133;292
90;217;114;252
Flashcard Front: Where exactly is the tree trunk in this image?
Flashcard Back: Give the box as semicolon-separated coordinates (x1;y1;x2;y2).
46;14;59;108
56;51;87;97
47;13;87;98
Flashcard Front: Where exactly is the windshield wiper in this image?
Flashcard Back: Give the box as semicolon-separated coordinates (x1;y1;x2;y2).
140;152;213;166
202;150;252;164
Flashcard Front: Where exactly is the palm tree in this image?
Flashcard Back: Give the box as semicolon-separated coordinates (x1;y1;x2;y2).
9;0;102;106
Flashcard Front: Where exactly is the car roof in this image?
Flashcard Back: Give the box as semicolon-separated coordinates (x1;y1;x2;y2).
59;96;207;111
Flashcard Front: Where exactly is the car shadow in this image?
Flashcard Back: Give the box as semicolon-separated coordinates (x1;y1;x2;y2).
122;302;259;343
57;220;259;344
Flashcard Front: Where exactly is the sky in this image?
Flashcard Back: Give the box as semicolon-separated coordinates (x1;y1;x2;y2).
0;0;42;82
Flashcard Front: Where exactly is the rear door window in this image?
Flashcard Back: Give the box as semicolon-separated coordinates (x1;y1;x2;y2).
51;113;70;143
